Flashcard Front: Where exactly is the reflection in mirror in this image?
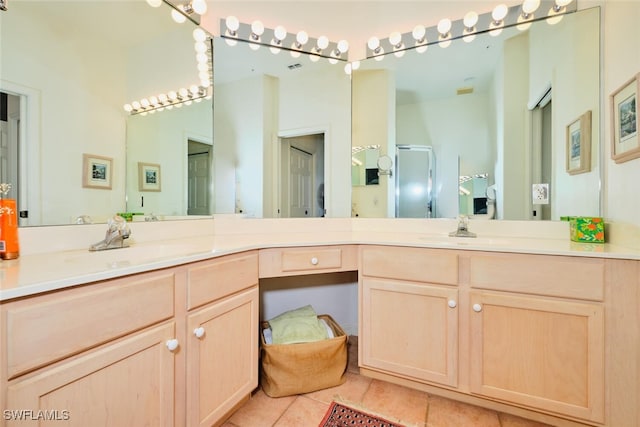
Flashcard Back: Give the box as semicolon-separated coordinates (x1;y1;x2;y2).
396;145;435;218
0;0;208;226
213;37;351;218
459;173;496;219
352;7;600;220
352;146;380;187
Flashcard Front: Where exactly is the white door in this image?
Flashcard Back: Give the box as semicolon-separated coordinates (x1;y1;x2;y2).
289;146;313;217
188;151;211;215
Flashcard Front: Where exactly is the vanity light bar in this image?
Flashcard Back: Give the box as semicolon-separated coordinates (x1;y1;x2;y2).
365;0;577;58
124;33;213;116
220;17;350;62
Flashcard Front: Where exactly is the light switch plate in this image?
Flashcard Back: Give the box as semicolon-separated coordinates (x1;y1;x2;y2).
532;183;549;204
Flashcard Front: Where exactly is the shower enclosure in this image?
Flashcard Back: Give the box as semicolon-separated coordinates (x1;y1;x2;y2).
395;145;435;218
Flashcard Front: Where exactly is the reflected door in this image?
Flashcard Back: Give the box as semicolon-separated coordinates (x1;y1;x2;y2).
396;145;434;218
187;141;212;215
289;147;313;217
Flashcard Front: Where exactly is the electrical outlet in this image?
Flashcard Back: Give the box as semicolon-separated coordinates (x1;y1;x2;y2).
532;183;549;204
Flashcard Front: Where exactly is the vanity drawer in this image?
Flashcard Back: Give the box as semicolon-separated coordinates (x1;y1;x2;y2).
360;246;459;285
469;252;604;301
187;251;258;310
4;269;175;379
259;245;357;278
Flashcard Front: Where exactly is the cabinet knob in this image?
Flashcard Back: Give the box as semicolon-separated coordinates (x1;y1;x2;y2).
472;303;483;312
193;327;205;339
310;257;319;265
166;339;179;351
447;299;457;308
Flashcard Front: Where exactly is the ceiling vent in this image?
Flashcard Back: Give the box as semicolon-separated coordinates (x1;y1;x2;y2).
456;86;474;95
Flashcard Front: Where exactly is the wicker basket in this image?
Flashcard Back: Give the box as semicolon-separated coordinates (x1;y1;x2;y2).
260;314;348;397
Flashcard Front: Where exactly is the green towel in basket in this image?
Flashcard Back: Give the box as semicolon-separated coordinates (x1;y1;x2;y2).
268;305;329;344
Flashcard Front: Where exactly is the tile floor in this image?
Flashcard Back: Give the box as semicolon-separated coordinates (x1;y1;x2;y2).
222;337;552;427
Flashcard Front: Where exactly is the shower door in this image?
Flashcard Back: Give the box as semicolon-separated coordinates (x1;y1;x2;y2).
395;145;435;218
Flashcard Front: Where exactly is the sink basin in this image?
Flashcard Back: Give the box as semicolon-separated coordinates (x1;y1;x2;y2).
418;235;511;246
64;241;211;266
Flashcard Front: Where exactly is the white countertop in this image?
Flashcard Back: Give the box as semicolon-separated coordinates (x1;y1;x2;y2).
2;218;639;301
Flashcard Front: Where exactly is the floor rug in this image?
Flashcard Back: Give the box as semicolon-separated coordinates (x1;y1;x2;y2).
319;401;405;427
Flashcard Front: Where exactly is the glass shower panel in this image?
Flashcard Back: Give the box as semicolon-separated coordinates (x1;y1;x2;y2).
395;145;435;218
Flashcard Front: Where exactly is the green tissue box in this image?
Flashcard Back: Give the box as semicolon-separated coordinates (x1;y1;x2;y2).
568;217;605;243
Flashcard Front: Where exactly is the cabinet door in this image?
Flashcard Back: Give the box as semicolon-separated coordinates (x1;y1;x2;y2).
361;277;458;387
469;291;604;423
6;322;176;427
186;287;259;427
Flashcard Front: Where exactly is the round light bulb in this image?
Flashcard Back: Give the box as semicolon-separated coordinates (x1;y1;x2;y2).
171;9;186;24
274;25;287;41
196;52;208;63
309;54;320;62
522;0;541;14
555;0;572;6
389;31;402;47
190;85;200;95
464;11;478;29
123;104;133;112
197;62;208;72
146;0;162;7
437;18;452;36
193;28;207;42
296;30;309;46
412;25;426;42
344;64;352;75
149;96;159;105
226;16;240;32
140;98;150;108
199;70;209;80
317;36;329;50
492;4;508;22
132;101;141;110
367;36;380;51
251;20;265;36
178;88;189;98
351;61;360;71
192;0;207;15
167;91;177;101
337;39;349;54
158;94;168;103
194;41;207;53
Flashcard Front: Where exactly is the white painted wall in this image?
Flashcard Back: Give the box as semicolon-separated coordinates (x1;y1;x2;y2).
603;2;640;228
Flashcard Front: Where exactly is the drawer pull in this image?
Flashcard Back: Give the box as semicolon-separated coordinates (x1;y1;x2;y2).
166;339;179;352
472;303;483;313
448;299;457;308
193;327;205;339
310;257;319;265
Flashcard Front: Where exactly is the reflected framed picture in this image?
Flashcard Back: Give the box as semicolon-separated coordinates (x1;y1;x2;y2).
611;72;639;163
138;162;161;192
82;154;112;189
566;110;592;175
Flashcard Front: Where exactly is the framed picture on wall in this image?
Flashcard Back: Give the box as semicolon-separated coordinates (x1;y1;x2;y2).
611;72;639;163
566;110;592;175
82;154;113;189
138;162;161;192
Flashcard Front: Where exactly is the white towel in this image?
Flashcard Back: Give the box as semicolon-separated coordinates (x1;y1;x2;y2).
263;318;334;345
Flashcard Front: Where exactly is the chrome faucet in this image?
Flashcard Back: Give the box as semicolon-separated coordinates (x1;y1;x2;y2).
449;215;477;238
89;215;131;251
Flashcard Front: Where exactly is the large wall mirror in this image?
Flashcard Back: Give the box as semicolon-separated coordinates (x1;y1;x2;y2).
0;0;210;226
213;36;352;218
352;6;601;221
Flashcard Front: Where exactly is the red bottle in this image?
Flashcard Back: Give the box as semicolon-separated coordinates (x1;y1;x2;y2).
0;198;20;260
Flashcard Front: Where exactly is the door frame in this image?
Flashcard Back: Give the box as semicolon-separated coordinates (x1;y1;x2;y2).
274;126;329;218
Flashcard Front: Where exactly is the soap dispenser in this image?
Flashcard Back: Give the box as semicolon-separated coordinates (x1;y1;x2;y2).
0;183;20;260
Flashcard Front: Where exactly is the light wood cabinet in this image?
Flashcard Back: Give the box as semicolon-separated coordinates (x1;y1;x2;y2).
468;291;604;423
1;251;260;427
358;246;609;426
259;245;357;278
6;322;176;427
361;277;458;387
186;286;259;426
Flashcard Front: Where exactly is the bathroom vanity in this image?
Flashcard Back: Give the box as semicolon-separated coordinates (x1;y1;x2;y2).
1;219;639;427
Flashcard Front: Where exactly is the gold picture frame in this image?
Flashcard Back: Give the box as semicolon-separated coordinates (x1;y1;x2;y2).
566;110;592;175
82;154;113;189
611;72;639;163
138;162;161;192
